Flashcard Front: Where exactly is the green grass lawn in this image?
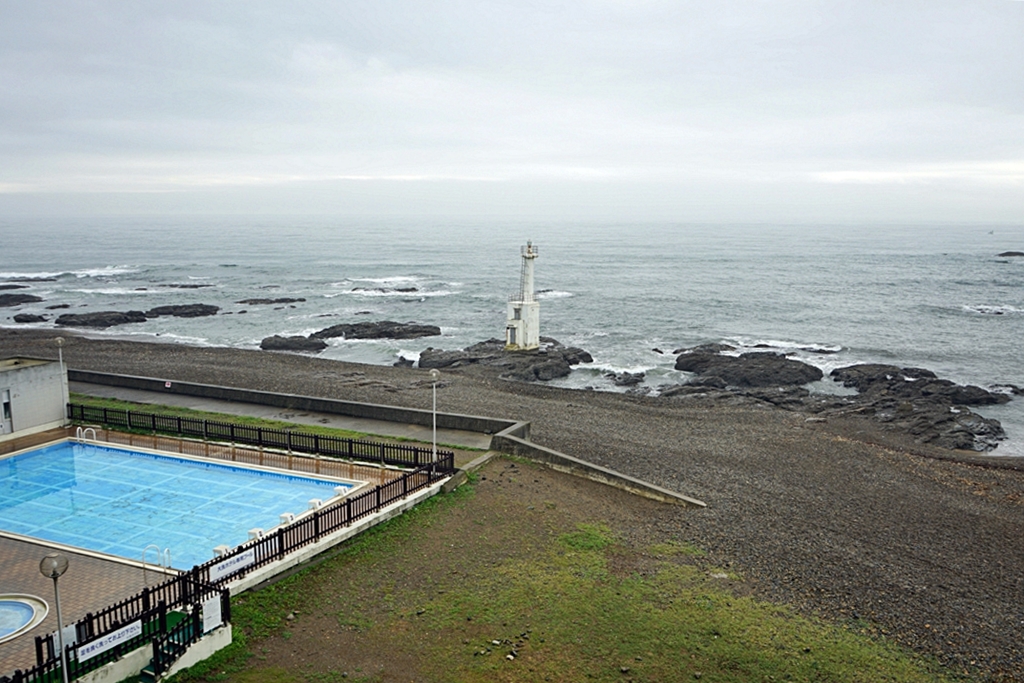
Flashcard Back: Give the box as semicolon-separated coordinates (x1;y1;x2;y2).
166;459;958;683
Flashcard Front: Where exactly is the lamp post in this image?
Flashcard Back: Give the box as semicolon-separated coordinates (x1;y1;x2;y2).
55;337;68;426
429;369;440;463
39;553;70;683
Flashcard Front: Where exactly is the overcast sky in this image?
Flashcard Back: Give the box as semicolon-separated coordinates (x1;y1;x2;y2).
2;1;1023;222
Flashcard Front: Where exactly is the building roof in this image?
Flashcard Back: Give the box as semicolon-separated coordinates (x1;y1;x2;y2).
0;357;55;372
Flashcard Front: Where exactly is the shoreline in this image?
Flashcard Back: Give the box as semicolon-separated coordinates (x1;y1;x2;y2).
3;328;1024;677
10;322;1021;458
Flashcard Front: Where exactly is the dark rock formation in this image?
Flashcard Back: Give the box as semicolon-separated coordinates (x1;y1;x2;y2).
55;310;147;328
46;304;70;310
0;284;28;290
662;347;1010;452
13;314;46;323
259;335;328;352
312;320;441;340
606;371;645;386
158;283;214;289
236;298;306;305
830;364;1010;406
419;337;593;382
145;304;220;318
997;251;1024;257
674;349;823;387
0;293;43;307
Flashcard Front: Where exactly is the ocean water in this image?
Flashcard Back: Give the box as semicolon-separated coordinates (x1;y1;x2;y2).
2;217;1022;454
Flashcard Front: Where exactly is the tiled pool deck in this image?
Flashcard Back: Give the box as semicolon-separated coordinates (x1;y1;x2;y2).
0;534;165;676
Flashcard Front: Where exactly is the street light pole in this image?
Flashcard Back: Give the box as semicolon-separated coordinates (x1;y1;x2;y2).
55;337;68;426
39;553;70;683
429;369;440;463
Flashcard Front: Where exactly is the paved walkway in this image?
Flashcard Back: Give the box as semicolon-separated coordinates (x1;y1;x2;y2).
70;382;494;456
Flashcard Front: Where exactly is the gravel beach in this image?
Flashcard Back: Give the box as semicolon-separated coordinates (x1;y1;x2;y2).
4;329;1024;680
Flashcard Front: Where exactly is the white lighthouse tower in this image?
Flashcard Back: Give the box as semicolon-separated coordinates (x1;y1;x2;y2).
505;241;540;351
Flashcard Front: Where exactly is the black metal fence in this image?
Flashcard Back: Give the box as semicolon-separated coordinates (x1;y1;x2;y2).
10;578;228;683
10;453;453;683
67;403;454;469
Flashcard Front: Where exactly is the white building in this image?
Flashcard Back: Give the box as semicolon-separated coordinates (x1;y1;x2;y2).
505;241;540;351
0;357;69;440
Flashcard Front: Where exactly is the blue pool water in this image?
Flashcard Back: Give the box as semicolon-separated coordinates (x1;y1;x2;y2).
0;600;36;639
0;442;353;570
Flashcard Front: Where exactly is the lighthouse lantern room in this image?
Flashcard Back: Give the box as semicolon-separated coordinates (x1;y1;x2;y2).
505;241;540;351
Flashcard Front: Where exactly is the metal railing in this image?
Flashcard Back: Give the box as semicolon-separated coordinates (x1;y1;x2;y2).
11;578;228;683
67;403;454;469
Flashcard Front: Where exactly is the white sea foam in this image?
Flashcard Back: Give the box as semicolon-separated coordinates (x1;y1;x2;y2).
397;349;422;362
595;363;655;375
68;287;152;295
536;290;573;299
347;276;421;284
71;265;139;278
722;337;843;355
0;270;67;280
345;289;453;298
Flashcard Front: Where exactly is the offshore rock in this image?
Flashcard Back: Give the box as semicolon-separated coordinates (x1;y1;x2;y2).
236;297;306;305
674;348;823;387
13;314;47;323
419;337;593;382
55;310;148;328
259;335;328;352
0;293;43;307
662;350;1010;452
830;364;1010;406
826;364;1008;452
0;284;29;290
607;371;645;386
312;320;441;340
145;304;220;318
997;251;1024;257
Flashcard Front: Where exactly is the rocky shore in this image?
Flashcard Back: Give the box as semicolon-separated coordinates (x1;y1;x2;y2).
661;344;1012;452
2;329;1023;679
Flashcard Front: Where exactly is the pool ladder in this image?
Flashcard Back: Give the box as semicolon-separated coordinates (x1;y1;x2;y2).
75;426;97;442
142;544;173;584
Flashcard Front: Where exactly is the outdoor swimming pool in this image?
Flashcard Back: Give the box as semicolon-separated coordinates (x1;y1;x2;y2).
0;441;356;569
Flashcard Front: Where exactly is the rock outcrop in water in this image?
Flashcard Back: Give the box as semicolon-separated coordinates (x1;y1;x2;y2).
13;314;47;323
56;310;148;328
145;304;220;318
417;337;593;381
0;293;43;307
674;346;824;387
662;344;1009;452
236;297;306;305
312;320;441;340
997;251;1024;257
260;335;328;352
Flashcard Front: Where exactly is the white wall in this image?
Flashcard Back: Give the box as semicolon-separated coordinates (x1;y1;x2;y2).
0;360;68;436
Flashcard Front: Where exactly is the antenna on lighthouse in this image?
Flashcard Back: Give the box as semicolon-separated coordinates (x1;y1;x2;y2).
506;241;540;351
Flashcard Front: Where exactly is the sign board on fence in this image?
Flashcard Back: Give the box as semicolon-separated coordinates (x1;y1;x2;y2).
203;595;223;633
209;547;256;582
77;620;142;663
